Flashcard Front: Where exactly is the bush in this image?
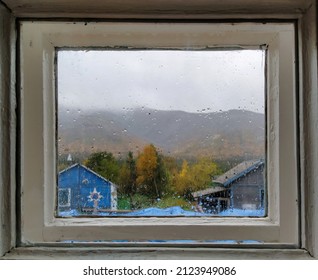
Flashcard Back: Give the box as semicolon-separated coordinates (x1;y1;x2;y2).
117;195;131;210
117;194;153;210
130;194;153;210
155;196;193;210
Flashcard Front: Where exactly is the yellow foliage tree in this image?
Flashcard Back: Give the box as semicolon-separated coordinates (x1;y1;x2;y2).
174;158;219;197
174;160;191;195
190;158;219;191
136;144;167;198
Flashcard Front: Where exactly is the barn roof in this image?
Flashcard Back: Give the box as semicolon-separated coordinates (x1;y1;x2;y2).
59;163;116;186
214;159;264;187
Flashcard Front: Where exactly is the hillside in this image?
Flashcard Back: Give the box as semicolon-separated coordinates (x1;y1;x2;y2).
58;107;265;160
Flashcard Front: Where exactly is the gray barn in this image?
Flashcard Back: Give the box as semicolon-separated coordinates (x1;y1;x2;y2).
192;160;265;214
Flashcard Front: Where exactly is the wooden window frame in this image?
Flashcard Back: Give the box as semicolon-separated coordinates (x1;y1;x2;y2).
19;21;298;246
1;0;317;260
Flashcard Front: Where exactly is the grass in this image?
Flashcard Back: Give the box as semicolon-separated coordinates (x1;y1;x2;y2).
117;194;193;211
155;196;193;210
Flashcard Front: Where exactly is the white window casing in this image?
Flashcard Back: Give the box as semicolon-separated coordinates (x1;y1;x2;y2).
20;22;298;246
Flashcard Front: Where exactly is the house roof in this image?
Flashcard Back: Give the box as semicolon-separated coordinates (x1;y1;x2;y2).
59;163;116;186
214;159;264;187
191;159;264;198
192;186;227;198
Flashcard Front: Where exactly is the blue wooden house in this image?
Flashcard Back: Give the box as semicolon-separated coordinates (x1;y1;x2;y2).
57;163;117;214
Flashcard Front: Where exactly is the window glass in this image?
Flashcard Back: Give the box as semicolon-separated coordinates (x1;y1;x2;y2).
56;49;265;217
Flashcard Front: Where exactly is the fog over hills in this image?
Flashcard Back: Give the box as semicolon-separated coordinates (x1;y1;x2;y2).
58;107;265;160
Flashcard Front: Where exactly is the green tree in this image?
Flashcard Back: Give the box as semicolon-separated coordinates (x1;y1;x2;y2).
162;155;179;195
84;151;120;183
118;151;137;196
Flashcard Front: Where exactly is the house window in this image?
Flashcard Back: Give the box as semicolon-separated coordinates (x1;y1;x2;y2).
20;22;298;245
58;188;71;208
56;49;265;217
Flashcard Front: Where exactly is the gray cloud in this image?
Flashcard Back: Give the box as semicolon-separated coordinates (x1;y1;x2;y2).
58;49;265;113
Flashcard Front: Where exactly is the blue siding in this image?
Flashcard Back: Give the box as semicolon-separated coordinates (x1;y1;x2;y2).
58;164;112;211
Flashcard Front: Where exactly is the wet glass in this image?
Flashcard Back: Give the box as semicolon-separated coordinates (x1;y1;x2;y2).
56;49;265;217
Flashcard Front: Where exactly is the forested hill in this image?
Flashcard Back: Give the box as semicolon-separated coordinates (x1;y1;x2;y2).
58;107;264;160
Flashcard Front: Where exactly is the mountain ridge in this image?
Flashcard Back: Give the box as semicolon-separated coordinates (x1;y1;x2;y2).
58;107;265;160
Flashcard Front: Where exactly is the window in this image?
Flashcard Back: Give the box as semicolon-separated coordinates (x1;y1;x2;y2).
20;21;298;245
56;49;266;217
58;188;71;208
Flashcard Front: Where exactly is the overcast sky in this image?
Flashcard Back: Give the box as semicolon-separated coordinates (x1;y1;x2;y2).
57;49;265;113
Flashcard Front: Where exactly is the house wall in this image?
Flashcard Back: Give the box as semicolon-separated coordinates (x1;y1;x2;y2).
59;165;81;210
231;185;263;210
58;165;113;211
230;166;264;210
78;167;112;209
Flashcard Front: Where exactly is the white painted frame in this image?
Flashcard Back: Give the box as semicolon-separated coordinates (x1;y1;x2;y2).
20;21;298;245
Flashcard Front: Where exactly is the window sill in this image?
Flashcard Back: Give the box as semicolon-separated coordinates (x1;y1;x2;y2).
2;247;313;260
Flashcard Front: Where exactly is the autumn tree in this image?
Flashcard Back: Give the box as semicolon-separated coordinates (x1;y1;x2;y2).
136;144;168;198
174;160;191;196
190;158;219;190
84;151;120;183
118;151;137;196
161;155;179;195
174;158;219;198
